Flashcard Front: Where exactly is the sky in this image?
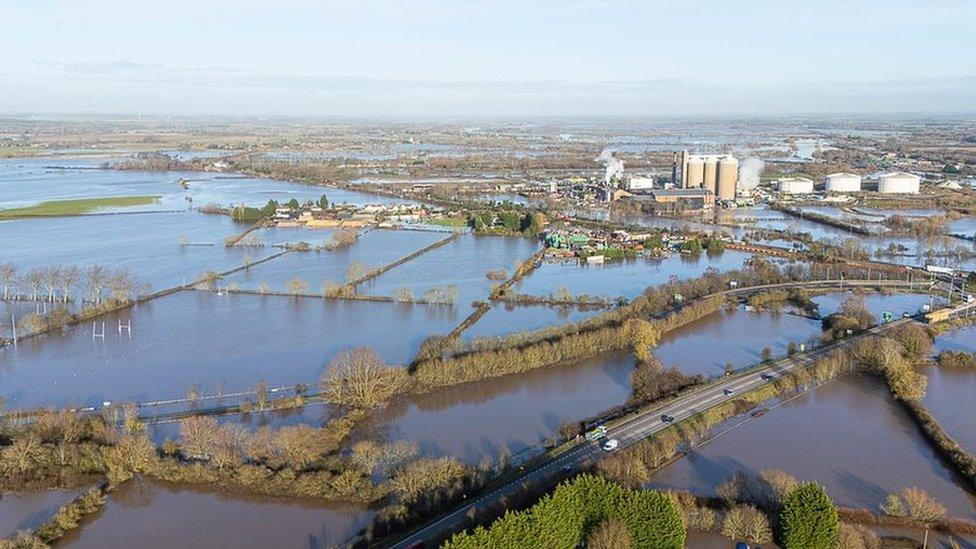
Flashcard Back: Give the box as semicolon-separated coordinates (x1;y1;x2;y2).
1;0;973;117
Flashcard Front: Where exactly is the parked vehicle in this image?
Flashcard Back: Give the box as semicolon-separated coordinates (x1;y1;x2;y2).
661;414;675;423
585;425;608;441
723;388;735;396
601;439;618;451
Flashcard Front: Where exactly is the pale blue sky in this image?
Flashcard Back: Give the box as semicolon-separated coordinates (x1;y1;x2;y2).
1;0;973;116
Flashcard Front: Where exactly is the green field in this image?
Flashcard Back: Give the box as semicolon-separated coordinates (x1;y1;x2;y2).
0;196;161;219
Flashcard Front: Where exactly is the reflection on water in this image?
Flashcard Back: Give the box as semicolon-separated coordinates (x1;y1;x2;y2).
649;376;976;519
58;478;372;549
0;291;457;409
0;488;85;539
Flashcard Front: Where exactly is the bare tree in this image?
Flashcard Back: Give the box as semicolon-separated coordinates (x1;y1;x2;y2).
86;265;108;304
0;263;17;300
107;269;135;302
320;347;407;409
285;277;309;296
24;268;43;301
42;266;62;303
59;266;80;303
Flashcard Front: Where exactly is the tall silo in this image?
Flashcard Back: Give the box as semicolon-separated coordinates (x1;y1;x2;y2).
685;157;704;188
878;172;920;194
703;156;718;193
825;172;861;193
717;157;738;201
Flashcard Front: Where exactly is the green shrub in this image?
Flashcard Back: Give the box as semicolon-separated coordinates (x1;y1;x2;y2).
779;483;839;549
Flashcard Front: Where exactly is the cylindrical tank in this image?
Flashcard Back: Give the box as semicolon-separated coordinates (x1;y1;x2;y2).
825;172;861;193
778;177;814;194
702;157;718;193
717;157;738;201
878;172;920;194
685;157;704;188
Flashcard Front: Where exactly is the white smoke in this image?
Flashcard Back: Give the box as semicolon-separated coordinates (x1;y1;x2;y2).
595;149;624;184
738;157;764;194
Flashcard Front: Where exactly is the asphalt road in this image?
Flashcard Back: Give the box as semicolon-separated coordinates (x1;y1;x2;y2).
385;314;922;549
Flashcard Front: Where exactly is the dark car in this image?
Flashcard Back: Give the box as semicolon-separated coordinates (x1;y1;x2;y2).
661;414;675;423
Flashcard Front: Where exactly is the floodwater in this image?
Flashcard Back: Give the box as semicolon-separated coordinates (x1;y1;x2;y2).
652;304;821;377
0;291;457;409
921;326;976;454
649;376;976;519
225;228;447;293
0;488;85;538
58;478;372;549
462;303;602;341
811;291;937;321
363;234;540;306
514;250;753;301
0;157;413;211
0;212;264;293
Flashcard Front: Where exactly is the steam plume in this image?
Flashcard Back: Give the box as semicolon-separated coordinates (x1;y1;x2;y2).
738;157;764;193
595;149;624;184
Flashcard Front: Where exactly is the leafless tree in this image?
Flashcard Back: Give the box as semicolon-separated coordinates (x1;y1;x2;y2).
42;266;62;303
320;347;407;409
24;268;43;301
0;263;17;300
285;277;309;297
59;266;80;303
87;265;108;304
107;269;135;301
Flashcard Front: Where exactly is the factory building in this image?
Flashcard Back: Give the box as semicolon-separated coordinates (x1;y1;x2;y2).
777;177;815;194
678;151;737;201
825;172;862;193
878;172;921;194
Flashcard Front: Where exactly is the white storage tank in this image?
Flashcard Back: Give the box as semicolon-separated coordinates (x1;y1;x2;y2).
777;177;815;194
825;172;861;193
703;157;718;193
878;172;920;194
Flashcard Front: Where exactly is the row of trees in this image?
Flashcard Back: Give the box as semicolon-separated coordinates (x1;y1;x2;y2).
0;263;136;305
443;475;685;548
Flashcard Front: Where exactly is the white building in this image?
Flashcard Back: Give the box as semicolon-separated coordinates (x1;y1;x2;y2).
777;177;815;194
626;176;656;191
878;172;921;194
824;172;861;193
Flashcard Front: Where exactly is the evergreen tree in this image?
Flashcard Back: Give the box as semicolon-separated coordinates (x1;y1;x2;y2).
780;483;839;549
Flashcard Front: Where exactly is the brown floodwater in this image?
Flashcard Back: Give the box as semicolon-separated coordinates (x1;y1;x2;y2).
0;488;84;538
920;327;976;454
58;478;372;549
649;376;976;519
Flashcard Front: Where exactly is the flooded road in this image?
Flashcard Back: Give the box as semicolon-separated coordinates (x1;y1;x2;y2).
0;488;85;539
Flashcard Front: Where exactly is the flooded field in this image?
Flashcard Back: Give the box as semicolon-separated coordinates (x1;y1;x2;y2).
226;229;448;294
514;250;753;301
462;303;601;341
364;234;540;305
0;488;86;538
811;291;937;321
0;291;457;409
921;326;976;454
0;212;262;292
58;479;372;549
649;376;976;519
0;157;412;211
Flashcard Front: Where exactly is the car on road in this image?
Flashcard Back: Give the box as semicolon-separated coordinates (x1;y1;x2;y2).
661;414;675;423
601;439;618;451
760;373;775;380
723;388;735;396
